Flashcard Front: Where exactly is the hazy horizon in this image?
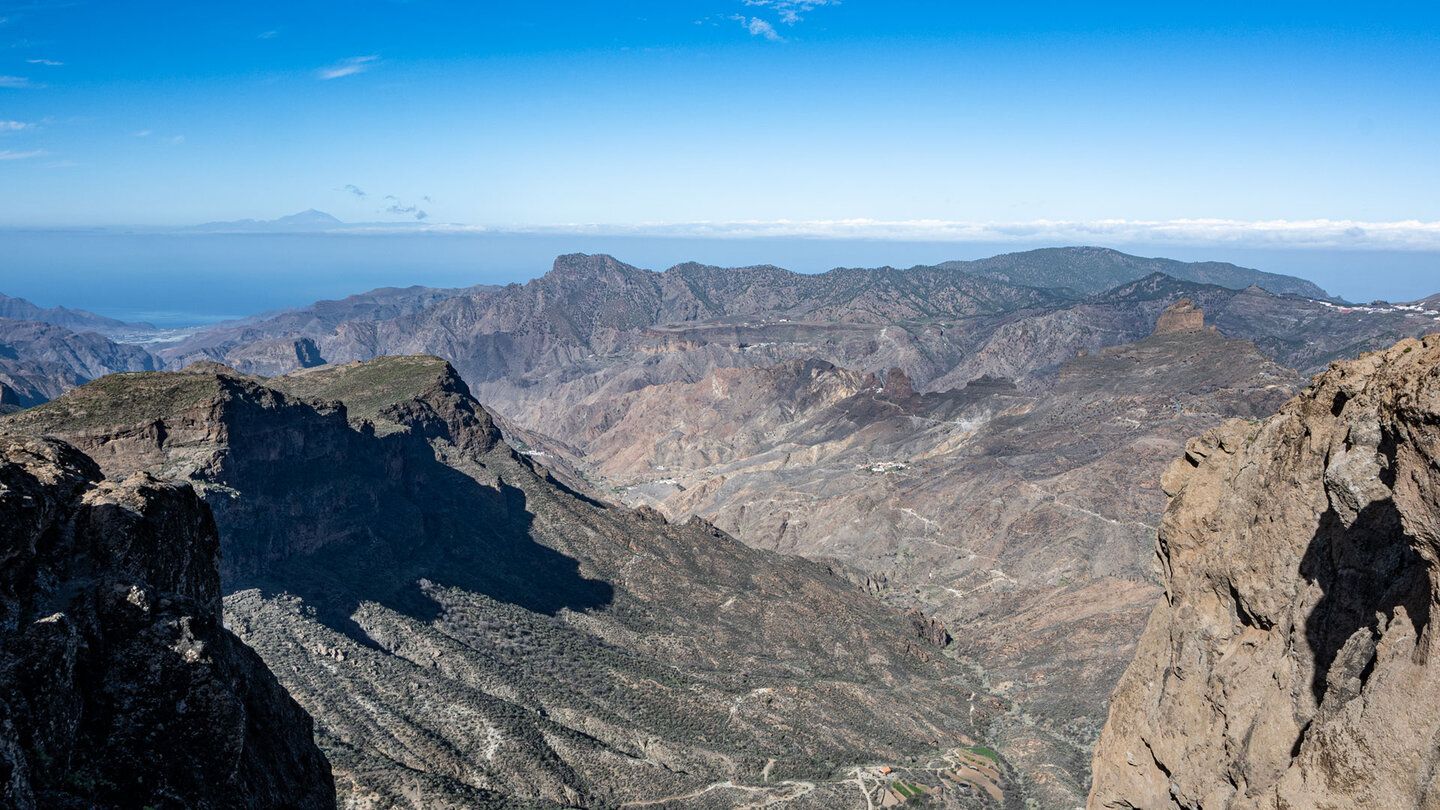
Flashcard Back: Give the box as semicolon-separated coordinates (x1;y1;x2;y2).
3;228;1437;327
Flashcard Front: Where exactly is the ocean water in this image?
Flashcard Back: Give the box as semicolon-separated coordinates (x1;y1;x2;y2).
0;230;1435;327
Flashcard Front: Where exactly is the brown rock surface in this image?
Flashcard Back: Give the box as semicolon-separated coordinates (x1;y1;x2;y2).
1150;298;1206;334
1089;333;1440;809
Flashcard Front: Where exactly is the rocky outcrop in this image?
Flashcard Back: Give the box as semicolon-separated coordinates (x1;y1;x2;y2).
0;434;334;810
1150;297;1207;334
906;608;952;648
1089;334;1440;809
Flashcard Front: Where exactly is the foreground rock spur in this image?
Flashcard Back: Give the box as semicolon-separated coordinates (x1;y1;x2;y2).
1090;334;1440;809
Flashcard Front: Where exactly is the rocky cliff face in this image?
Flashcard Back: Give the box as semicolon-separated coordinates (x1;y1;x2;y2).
1089;334;1440;809
1150;297;1206;334
0;433;334;810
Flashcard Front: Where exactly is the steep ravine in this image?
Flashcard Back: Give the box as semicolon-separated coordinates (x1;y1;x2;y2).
1089;334;1440;809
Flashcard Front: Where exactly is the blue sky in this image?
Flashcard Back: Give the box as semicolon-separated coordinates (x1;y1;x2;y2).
2;1;1437;229
0;1;1437;311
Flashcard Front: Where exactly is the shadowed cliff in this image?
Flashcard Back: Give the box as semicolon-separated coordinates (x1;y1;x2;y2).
0;433;335;810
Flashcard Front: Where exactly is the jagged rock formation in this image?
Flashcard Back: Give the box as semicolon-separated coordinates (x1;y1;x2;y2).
1089;334;1440;809
6;357;1015;809
0;433;334;809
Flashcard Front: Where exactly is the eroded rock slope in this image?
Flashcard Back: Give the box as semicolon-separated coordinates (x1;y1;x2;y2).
1089;334;1440;809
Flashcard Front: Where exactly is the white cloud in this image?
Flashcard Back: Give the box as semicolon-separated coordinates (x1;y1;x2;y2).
743;0;836;25
164;134;185;145
25;58;61;66
731;15;782;41
259;30;278;39
0;120;31;132
0;148;46;160
422;218;1440;250
0;76;32;89
226;216;1440;251
317;55;378;80
134;129;151;137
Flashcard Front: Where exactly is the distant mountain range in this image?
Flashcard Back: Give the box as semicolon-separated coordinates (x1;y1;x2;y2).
189;208;441;233
3;245;1435;421
0;292;154;334
944;245;1335;300
189;208;348;232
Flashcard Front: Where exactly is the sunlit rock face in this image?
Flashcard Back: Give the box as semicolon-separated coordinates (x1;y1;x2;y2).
1089;334;1440;810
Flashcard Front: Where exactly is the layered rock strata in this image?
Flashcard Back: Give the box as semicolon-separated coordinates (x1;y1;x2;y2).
1089;334;1440;809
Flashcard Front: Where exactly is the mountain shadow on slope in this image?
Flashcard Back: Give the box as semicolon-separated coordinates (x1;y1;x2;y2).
2;364;613;650
5;357;1019;809
243;458;614;650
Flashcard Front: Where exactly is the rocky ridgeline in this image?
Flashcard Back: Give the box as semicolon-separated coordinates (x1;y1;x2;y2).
1089;334;1440;809
0;434;334;809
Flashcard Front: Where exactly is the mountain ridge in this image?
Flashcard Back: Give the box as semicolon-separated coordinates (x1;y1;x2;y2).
0;292;155;334
941;246;1336;301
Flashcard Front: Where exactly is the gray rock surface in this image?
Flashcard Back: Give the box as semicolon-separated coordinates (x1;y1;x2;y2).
0;433;335;810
